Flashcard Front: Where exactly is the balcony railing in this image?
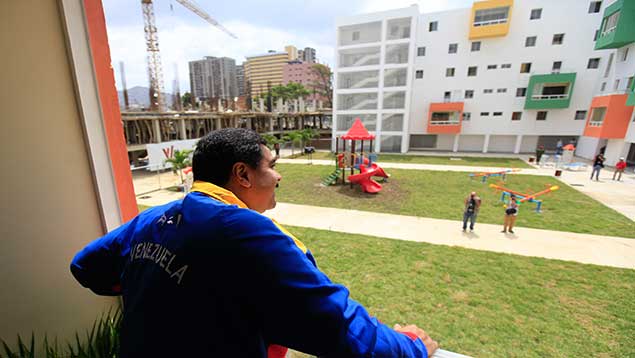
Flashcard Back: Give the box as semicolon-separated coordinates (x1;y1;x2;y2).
473;18;508;27
531;94;570;100
601;26;617;37
430;120;460;126
588;121;603;127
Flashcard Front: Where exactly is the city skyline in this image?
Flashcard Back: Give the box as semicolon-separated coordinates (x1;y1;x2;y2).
104;0;472;95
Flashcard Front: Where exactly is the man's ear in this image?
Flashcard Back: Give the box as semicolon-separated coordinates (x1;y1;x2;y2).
231;162;252;188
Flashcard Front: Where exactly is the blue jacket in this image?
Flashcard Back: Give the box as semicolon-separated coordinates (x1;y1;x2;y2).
71;181;429;357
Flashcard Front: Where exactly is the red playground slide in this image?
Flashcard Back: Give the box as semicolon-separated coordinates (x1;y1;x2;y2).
347;163;389;193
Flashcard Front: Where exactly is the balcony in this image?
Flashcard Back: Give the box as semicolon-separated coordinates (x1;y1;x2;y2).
524;73;576;109
583;94;634;139
427;102;464;134
469;0;513;40
594;0;635;50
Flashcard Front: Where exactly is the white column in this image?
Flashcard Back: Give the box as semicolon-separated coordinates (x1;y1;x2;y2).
215;118;221;130
258;98;265;112
482;134;490;153
152;119;162;143
269;117;274;132
514;135;523;154
453;134;460;152
178;119;187;139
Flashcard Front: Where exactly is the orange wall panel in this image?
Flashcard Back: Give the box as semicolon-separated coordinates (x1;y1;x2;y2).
84;0;138;221
583;94;633;139
427;102;464;134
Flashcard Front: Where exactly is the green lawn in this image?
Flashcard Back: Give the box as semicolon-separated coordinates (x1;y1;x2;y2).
276;164;635;238
286;226;635;358
287;152;533;169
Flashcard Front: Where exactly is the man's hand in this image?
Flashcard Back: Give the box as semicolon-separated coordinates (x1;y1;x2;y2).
394;324;439;356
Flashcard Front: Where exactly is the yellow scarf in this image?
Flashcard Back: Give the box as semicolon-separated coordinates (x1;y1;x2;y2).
190;181;307;253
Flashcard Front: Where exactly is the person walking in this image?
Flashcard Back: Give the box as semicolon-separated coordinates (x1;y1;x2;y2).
502;194;519;234
70;128;438;358
590;153;605;181
462;191;481;232
613;157;627;181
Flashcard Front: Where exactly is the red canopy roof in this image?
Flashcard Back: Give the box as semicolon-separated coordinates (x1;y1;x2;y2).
341;118;375;140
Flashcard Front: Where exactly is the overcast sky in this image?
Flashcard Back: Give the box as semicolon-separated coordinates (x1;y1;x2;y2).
104;0;472;94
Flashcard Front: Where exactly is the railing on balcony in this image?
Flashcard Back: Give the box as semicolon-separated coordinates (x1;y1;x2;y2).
473;18;508;27
601;26;617;37
531;94;570;100
588;121;603;127
430;120;460;126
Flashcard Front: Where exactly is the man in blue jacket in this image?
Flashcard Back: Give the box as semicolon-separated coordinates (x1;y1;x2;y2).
71;128;438;357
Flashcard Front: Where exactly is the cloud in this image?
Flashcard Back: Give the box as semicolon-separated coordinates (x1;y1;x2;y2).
361;0;472;14
107;18;335;94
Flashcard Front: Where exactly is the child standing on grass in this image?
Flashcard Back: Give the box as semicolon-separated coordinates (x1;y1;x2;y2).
502;194;519;234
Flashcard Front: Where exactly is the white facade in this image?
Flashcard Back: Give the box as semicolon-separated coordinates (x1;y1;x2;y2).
332;1;630;156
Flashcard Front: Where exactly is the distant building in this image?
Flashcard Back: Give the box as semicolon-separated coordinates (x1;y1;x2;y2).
301;47;317;63
244;47;295;97
283;60;329;102
236;64;245;96
188;56;239;101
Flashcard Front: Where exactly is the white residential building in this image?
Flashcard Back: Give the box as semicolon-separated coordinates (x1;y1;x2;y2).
333;0;635;165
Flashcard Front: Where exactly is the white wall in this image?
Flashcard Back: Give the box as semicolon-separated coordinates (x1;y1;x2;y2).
604;139;630;166
576;136;602;159
520;135;539;153
436;134;455;150
459;135;485;152
488;135;517;152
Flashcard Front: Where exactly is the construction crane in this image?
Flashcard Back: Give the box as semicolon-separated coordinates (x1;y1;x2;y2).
140;0;237;112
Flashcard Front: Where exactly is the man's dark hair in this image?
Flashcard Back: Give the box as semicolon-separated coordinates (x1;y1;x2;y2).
193;128;267;185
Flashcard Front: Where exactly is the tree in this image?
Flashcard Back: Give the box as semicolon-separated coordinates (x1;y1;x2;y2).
270;83;311;104
182;92;194;109
309;64;333;108
261;134;283;150
299;128;317;148
164;149;193;186
283;131;303;156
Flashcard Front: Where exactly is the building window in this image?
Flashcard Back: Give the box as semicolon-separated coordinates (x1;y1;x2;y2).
516;87;527;97
471;41;481;52
468;66;478;76
587;58;600;69
600;82;606;91
614;79;620;91
462;112;471;121
487;64;497;70
444;91;451;101
525;36;537;47
415;70;424;79
352;31;360;41
621;47;629;62
497;88;507;93
552;33;565;45
530;8;542;20
590;107;607;124
552;61;562;73
602;11;621;37
594;30;600;41
448;43;458;54
627;76;634;90
473;6;510;26
520;62;532;73
446;67;455;77
588;1;602;13
429;21;438;32
417;47;426;56
484;89;493;94
480;112;490;116
575;110;587;120
465;90;474;99
512;112;522;121
501;63;512;69
493;112;503;116
536;111;548;120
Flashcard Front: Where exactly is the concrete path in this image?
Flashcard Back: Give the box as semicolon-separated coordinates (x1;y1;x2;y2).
264;203;635;269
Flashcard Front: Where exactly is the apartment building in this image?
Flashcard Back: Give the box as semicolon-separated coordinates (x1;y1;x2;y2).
188;56;239;100
236;64;245;96
244;49;294;97
283;60;330;102
299;47;317;63
333;0;635;165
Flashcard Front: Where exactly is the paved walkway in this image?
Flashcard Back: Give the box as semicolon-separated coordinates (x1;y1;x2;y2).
264;203;635;269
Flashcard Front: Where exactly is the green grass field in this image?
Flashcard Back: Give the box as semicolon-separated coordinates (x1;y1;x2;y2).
275;164;635;238
286;226;635;358
288;152;533;169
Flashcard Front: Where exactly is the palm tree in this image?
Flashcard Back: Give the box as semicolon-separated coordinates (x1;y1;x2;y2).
164;149;193;187
299;128;317;148
283;131;303;156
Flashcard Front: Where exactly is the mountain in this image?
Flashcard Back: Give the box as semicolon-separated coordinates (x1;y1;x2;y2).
117;86;175;109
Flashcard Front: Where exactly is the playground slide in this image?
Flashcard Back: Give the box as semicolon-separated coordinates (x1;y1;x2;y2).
348;163;389;193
